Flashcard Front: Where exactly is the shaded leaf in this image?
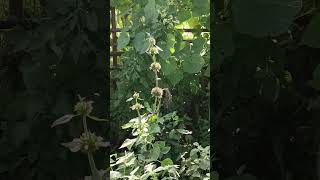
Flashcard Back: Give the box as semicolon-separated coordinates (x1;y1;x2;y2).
51;114;77;128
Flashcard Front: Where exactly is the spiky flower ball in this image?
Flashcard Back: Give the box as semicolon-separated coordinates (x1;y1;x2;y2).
149;62;161;72
74;100;93;116
151;87;163;98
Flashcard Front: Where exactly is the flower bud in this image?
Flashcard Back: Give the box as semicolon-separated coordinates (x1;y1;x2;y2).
151;87;163;97
148;37;156;46
149;46;159;54
149;62;161;72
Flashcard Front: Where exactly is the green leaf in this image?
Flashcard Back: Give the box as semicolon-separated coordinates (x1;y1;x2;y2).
161;158;173;166
119;138;137;150
161;59;176;76
133;32;149;54
166;69;183;86
301;13;320;48
183;54;205;73
118;30;130;49
192;0;209;17
144;0;158;23
86;11;98;32
232;0;301;37
51;114;77;128
150;145;161;160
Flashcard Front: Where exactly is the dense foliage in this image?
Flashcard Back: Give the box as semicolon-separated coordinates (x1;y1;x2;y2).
110;0;210;150
213;0;320;179
0;0;107;179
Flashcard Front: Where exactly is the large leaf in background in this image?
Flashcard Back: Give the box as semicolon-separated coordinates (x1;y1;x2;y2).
118;30;130;49
192;0;209;17
301;13;320;48
144;0;158;23
183;54;205;74
166;69;183;87
309;64;320;90
232;0;301;37
133;32;149;54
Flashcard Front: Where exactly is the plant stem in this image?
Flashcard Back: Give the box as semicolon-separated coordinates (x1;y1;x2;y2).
82;115;100;180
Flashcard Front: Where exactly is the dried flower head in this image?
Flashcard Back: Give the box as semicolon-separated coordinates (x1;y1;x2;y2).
74;100;93;116
133;92;140;99
149;62;161;72
151;87;163;98
130;103;144;111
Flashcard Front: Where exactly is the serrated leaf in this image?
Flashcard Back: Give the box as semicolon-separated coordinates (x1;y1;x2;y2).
51;114;77;127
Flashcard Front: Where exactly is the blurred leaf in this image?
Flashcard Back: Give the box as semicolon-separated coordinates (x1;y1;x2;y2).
301;13;320;48
51;114;77;128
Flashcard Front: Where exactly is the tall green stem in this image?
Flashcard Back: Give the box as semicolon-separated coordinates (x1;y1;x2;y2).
82;115;100;180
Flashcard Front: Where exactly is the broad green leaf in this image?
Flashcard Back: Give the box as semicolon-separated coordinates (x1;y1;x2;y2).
133;32;149;54
177;11;191;22
118;30;130;49
192;0;209;17
232;0;301;37
166;69;183;86
51;114;77;127
144;0;158;23
183;54;205;73
161;158;173;166
161;59;176;76
301;13;320;48
119;138;137;150
150;145;161;160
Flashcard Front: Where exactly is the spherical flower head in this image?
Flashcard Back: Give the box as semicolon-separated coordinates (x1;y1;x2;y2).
133;92;140;99
130;103;144;111
74;100;93;116
151;87;163;98
149;62;161;72
149;46;159;54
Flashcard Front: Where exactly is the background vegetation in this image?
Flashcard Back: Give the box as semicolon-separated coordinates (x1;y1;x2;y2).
213;0;320;179
0;0;107;179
